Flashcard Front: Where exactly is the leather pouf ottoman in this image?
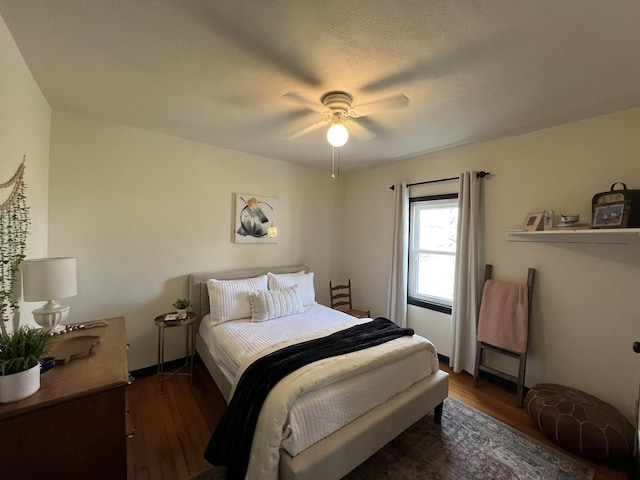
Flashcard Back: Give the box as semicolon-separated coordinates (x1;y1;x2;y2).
525;383;635;461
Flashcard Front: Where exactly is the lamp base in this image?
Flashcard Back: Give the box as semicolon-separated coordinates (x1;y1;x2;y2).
33;302;70;333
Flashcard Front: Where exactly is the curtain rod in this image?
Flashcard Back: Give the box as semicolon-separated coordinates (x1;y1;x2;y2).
389;171;491;190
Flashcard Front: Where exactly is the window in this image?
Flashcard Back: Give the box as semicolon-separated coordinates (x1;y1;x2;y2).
408;194;458;314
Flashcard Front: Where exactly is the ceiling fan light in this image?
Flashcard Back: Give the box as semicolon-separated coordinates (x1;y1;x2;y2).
327;123;348;147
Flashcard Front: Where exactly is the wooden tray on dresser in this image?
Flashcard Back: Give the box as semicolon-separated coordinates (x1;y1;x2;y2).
43;334;101;364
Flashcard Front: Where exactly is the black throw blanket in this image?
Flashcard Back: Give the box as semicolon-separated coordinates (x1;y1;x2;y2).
204;317;414;480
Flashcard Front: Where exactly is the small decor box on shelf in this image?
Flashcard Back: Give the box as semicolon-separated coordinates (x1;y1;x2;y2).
164;313;187;323
522;211;545;231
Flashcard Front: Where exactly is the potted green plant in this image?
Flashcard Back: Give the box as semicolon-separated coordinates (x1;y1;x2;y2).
172;298;191;313
0;326;49;403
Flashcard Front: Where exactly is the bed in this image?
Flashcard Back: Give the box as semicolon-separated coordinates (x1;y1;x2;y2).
189;265;449;480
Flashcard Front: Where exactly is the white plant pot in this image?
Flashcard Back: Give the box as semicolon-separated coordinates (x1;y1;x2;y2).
0;364;40;403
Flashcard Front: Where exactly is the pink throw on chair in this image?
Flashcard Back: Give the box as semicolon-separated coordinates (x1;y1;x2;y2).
477;279;529;353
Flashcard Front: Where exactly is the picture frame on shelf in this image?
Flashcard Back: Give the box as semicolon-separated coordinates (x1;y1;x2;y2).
522;211;545;231
591;203;626;228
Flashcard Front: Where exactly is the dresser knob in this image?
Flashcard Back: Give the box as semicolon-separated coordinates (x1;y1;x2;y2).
126;429;136;439
633;341;640;353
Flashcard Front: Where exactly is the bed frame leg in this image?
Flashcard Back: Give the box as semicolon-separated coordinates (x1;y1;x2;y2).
434;401;444;424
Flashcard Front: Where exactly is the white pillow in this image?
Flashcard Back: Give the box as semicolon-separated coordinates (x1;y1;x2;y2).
267;271;315;306
248;285;304;322
206;275;268;324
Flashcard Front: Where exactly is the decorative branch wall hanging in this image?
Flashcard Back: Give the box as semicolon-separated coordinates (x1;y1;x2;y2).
0;156;29;335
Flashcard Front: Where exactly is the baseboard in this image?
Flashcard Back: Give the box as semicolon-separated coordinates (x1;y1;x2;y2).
130;354;203;380
134;353;528;398
478;370;525;394
437;354;529;397
437;353;449;365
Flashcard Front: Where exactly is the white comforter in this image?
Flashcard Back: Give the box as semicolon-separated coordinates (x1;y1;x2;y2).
199;305;439;479
240;324;437;479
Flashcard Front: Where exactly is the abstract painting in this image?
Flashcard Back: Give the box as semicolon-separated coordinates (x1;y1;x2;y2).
234;193;279;244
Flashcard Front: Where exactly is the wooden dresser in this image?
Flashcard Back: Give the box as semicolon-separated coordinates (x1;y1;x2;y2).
0;317;129;479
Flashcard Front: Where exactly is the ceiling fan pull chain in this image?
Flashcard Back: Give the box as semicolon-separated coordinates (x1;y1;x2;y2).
331;147;341;179
331;147;336;179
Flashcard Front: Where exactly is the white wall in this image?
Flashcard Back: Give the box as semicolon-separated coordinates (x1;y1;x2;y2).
48;112;344;370
0;13;50;330
343;107;640;421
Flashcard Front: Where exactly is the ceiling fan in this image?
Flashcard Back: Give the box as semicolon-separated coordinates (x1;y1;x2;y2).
284;91;410;147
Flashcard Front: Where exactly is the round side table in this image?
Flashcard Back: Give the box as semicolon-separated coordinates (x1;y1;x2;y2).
154;311;196;392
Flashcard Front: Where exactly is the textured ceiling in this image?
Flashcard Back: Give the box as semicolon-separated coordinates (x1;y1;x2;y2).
1;0;639;173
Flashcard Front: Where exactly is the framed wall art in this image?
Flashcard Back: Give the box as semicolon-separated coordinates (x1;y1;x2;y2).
234;193;279;244
522;211;544;231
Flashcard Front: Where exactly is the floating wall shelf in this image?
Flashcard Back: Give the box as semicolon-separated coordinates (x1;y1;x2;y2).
505;228;640;245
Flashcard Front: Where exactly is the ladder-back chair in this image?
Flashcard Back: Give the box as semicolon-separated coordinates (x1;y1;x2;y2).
473;264;536;407
329;279;370;319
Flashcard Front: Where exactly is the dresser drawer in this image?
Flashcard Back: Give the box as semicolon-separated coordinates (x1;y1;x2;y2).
0;317;129;478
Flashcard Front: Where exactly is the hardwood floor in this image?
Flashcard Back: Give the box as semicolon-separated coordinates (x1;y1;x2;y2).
126;365;225;480
126;362;631;479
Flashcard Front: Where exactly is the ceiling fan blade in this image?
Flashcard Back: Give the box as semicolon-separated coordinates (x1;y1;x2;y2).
361;61;435;93
361;32;504;93
353;94;410;117
282;92;322;113
256;108;317;133
288;119;328;140
348;120;376;141
200;6;321;87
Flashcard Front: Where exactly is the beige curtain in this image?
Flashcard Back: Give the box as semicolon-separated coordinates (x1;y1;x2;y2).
450;172;483;373
388;182;409;328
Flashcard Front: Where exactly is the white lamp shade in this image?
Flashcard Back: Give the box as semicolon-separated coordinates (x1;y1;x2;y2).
327;123;349;147
23;257;77;301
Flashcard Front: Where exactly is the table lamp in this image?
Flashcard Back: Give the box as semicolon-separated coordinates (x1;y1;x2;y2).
23;257;77;333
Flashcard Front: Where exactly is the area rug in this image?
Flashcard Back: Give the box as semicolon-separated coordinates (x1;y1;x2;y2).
191;396;594;480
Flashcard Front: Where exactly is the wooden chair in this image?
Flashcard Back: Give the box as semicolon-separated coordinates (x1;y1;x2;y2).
473;264;535;407
329;279;370;319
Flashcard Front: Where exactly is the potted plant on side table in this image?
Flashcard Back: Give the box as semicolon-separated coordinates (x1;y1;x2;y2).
172;298;191;314
0;326;49;403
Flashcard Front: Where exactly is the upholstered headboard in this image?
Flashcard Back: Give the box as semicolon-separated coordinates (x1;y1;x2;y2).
188;265;309;328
